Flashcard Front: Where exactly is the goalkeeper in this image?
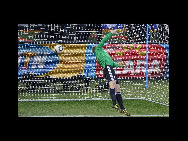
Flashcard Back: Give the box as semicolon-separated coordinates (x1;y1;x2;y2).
92;29;130;116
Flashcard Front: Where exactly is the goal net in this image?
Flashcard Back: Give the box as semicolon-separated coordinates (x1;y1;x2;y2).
18;24;169;106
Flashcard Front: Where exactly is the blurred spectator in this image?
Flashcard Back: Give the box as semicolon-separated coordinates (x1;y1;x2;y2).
148;24;159;42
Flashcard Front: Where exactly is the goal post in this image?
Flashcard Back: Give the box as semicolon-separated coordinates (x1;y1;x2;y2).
146;24;149;89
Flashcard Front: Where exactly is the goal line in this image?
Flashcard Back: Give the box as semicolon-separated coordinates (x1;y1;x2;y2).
18;97;169;107
20;114;169;117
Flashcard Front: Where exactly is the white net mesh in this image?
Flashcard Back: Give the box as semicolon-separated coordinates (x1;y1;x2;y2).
18;24;169;106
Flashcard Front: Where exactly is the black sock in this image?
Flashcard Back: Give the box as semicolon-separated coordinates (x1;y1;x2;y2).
110;88;116;105
116;92;125;109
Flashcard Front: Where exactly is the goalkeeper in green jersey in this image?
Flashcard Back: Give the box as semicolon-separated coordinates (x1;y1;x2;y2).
92;29;130;116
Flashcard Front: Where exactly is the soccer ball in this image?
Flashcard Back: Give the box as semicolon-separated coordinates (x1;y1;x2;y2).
54;44;63;53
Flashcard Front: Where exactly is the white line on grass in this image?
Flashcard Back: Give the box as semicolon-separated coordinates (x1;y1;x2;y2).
20;114;169;117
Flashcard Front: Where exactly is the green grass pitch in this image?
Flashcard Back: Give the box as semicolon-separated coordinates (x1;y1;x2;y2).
18;99;169;117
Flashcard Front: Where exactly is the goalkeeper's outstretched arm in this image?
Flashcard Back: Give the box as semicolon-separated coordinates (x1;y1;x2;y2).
92;29;120;53
98;29;120;48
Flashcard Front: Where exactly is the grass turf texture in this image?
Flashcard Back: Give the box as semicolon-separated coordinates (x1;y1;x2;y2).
18;99;169;117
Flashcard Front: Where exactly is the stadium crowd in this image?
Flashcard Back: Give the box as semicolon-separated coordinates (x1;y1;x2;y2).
18;24;169;43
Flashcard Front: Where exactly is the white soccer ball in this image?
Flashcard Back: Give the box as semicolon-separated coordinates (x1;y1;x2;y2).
54;44;63;53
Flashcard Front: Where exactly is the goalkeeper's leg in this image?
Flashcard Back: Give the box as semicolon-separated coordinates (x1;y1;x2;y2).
115;84;124;109
109;81;117;106
115;83;130;116
104;65;118;108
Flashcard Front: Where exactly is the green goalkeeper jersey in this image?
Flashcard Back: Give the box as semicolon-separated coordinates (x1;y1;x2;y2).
94;32;119;69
